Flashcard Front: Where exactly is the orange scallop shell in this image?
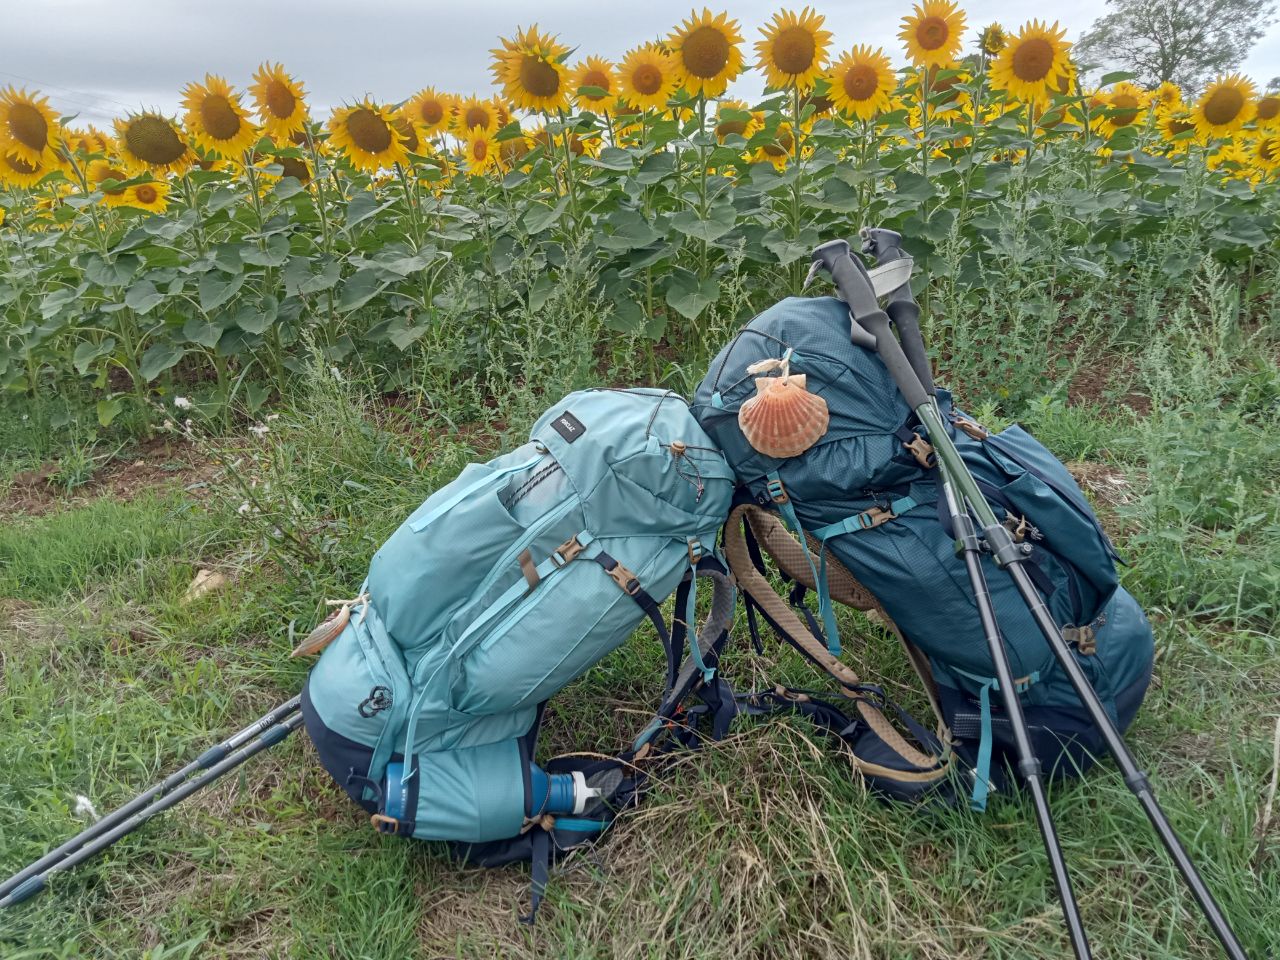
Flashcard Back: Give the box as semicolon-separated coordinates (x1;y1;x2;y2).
738;374;829;458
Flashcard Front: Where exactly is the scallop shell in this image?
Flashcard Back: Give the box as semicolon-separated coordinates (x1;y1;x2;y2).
290;604;351;657
738;373;829;458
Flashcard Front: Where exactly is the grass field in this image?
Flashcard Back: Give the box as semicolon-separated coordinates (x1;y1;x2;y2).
1;260;1278;959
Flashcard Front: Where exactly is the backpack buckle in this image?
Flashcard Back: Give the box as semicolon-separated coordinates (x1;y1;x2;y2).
856;506;896;530
687;538;705;565
552;535;585;567
902;433;936;469
952;415;989;440
766;478;788;503
370;813;400;834
606;560;641;596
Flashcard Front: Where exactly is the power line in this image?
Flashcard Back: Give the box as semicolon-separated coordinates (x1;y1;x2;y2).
0;69;137;111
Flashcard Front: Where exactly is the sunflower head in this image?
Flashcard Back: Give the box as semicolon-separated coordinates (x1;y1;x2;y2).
618;44;678;111
1152;81;1183;112
393;113;423;155
327;100;410;174
827;45;895;121
454;96;499;135
978;23;1007;56
491;24;571;112
1194;74;1257;139
124;179;170;214
570;56;617;108
182;74;258;158
752;120;796;170
0;87;62;166
1256;93;1280;128
87;159;132;206
0;151;55;189
755;7;832;92
1097;81;1150;138
113;112;193;175
1251;133;1280;173
407;88;455;137
899;1;966;69
714;99;758;142
63;126;111;158
249;63;309;141
988;20;1072;106
668;8;745;98
463;128;499;175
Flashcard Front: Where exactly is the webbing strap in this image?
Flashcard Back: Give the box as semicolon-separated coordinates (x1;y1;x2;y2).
519;827;551;925
950;667;1041;812
766;472;840;657
810;497;918;540
408;453;544;532
592;552;678;694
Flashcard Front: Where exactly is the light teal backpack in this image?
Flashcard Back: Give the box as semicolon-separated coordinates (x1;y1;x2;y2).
299;388;736;918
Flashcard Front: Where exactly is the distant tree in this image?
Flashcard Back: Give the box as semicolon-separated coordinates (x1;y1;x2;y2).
1269;75;1280;92
1075;0;1277;93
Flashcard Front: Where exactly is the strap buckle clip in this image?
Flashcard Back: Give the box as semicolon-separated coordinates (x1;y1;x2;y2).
552;535;585;568
856;506;896;530
687;538;705;565
370;813;400;835
902;433;936;469
952;415;989;440
606;560;642;596
766;478;789;504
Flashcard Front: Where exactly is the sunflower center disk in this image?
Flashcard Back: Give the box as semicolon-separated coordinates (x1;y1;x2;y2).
717;118;747;137
1204;87;1245;125
582;70;610;100
519;56;562;99
394;119;419;152
916;17;949;52
5;155;37;175
135;184;158;204
420;101;445;125
464;106;491;130
632;65;663;96
772;27;816;75
1110;95;1140;127
266;81;296;119
279;156;310;181
844;65;879;101
99;167;127;195
1009;37;1053;82
683;26;730;78
348;108;393;152
1259;97;1279;121
9;103;49;152
201;96;243;142
472;139;489;162
126;116;187;165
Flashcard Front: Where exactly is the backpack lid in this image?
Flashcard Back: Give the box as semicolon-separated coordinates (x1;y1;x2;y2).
531;388;736;540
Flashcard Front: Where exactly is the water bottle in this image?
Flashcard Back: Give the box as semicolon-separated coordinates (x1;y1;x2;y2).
528;765;601;816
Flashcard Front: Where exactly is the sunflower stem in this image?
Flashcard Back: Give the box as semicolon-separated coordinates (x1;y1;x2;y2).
554;108;580;233
697;95;710;281
180;173;208;257
791;83;805;294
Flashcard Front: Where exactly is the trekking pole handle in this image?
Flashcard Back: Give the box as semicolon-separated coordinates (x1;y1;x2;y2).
810;240;930;410
859;228;936;399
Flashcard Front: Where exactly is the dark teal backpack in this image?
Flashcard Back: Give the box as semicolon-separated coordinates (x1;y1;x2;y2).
694;295;1155;809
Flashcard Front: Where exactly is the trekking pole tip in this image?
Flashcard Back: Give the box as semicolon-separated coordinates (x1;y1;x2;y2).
2;874;46;907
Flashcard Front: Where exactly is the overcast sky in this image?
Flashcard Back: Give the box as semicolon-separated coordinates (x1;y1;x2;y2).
5;0;1279;126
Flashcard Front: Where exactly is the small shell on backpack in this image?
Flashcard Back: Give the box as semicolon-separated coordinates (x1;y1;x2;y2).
738;373;829;459
290;604;351;657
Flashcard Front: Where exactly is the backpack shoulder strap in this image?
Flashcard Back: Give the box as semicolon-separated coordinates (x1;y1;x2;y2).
723;503;954;796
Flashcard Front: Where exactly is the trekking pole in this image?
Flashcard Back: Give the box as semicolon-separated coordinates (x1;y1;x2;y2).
810;236;1250;960
0;706;304;909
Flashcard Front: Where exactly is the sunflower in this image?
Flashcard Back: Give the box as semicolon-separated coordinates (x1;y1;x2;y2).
989;20;1071;105
978;23;1007;56
0;151;53;189
123;180;169;214
0;87;61;166
463;128;499;174
714;99;759;141
667;8;745;98
1256;93;1280;129
249;63;309;141
499;131;531;170
1206;140;1251;177
63;126;111;157
453;95;499;135
570;56;617;109
755;7;832;91
1157;109;1198;147
491;24;571;112
328;100;409;174
1194;74;1257;139
88;159;133;207
182;74;258;159
827;45;894;121
393;113;422;154
406;88;455;138
899;1;965;69
1152;81;1183;113
113;112;193;175
753;120;795;169
617;44;678;111
1096;81;1149;138
1248;133;1280;174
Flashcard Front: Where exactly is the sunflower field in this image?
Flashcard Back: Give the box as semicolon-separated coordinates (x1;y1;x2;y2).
1;3;1278;423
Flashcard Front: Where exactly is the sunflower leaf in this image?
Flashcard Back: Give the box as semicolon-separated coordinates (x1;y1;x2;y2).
199;271;246;312
522;196;570;234
338;268;386;312
139;342;185;382
125;279;166;315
